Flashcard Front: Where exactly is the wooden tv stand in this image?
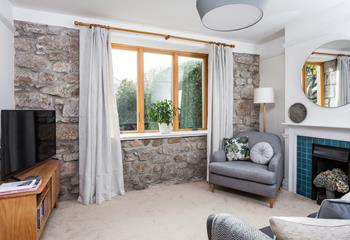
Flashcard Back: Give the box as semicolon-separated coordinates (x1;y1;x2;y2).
0;160;60;240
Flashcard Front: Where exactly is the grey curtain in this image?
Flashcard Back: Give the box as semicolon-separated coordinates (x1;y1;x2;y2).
207;45;234;179
337;56;350;106
79;26;125;205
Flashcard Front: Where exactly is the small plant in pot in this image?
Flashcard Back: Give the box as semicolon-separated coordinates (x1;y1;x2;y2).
148;100;178;134
313;168;349;199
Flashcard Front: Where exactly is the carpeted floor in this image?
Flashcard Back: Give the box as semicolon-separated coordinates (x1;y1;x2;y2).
42;181;319;240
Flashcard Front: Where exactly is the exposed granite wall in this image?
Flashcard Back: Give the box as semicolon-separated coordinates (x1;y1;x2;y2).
14;21;80;200
233;53;260;134
13;20;260;198
122;137;207;191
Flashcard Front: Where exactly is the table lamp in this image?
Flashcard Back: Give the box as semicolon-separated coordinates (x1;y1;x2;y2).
254;87;275;132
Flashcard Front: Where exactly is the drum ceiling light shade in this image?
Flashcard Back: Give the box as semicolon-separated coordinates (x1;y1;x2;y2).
196;0;266;31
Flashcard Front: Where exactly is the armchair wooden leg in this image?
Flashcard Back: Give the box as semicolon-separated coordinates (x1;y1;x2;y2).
269;198;275;208
209;183;215;192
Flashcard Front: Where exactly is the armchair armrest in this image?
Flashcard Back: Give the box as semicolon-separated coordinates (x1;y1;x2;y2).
207;214;272;240
268;153;283;172
268;152;284;188
212;150;226;162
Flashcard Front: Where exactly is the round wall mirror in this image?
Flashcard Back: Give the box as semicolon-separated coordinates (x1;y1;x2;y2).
301;40;350;108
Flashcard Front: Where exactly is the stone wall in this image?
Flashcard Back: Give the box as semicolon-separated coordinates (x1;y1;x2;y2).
14;21;80;200
13;20;259;199
233;53;260;134
122;137;207;191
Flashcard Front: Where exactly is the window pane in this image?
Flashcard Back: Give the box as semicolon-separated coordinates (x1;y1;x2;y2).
305;64;321;105
178;57;204;129
112;49;138;131
144;52;173;130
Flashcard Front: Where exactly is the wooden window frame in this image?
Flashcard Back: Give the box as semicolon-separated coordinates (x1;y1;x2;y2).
302;62;325;107
112;43;208;134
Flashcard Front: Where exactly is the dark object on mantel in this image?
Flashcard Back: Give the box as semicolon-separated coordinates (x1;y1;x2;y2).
312;144;350;204
288;103;307;123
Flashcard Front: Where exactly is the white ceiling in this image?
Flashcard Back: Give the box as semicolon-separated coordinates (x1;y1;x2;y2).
321;40;350;52
10;0;346;43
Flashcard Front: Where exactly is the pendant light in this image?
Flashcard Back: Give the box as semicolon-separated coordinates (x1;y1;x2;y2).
196;0;267;32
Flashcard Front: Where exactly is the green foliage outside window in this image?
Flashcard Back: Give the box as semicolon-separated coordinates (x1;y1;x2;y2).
116;79;137;131
306;64;318;104
179;60;203;129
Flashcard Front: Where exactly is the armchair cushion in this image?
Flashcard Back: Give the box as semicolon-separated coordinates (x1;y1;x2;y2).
212;150;226;163
269;217;350;240
223;136;250;161
250;142;274;165
236;131;283;174
209;161;277;185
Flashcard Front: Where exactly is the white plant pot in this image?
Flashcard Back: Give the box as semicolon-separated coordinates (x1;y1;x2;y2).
158;123;171;134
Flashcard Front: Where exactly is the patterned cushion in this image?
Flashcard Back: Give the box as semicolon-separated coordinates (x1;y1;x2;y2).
223;136;250;161
250;142;274;165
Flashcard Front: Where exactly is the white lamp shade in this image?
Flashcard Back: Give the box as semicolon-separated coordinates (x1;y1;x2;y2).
254;87;275;104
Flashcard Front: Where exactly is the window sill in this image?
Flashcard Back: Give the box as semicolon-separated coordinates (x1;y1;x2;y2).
120;130;208;141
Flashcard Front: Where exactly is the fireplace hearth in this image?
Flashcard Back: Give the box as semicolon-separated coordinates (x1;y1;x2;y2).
312;144;350;204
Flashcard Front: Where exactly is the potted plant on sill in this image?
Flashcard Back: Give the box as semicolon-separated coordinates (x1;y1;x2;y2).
313;168;349;199
148;99;178;134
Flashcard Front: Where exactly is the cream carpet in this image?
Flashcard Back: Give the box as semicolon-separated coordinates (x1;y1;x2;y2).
42;181;319;240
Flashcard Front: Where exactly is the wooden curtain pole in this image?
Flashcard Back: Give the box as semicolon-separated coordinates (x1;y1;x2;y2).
74;21;235;48
312;51;350;57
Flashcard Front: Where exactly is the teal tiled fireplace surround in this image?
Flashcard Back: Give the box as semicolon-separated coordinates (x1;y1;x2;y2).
297;136;350;198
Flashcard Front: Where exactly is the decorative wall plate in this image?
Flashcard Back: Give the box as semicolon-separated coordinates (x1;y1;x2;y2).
288;103;307;123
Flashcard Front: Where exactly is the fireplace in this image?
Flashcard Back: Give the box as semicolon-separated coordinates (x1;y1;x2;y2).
311;144;350;204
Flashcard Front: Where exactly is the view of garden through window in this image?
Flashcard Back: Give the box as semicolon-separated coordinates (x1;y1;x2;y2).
112;46;207;133
305;64;321;105
179;56;204;129
112;49;138;131
144;52;173;130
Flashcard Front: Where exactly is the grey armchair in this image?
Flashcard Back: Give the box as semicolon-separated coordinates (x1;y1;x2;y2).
209;131;284;208
207;194;350;240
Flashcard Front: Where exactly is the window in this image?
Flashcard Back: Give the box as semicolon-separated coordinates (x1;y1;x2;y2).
112;49;138;131
178;56;205;129
302;62;325;106
112;44;208;133
144;52;173;130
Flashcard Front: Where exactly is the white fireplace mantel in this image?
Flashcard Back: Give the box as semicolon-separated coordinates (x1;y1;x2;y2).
283;123;350;193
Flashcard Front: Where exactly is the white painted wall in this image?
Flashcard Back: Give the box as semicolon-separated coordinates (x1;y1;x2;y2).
284;1;350;129
258;37;286;185
283;1;350;190
13;7;258;55
0;0;14;112
259;37;285;61
260;54;285;136
258;37;285;137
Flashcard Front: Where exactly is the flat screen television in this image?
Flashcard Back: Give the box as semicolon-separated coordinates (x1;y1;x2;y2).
0;110;56;180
